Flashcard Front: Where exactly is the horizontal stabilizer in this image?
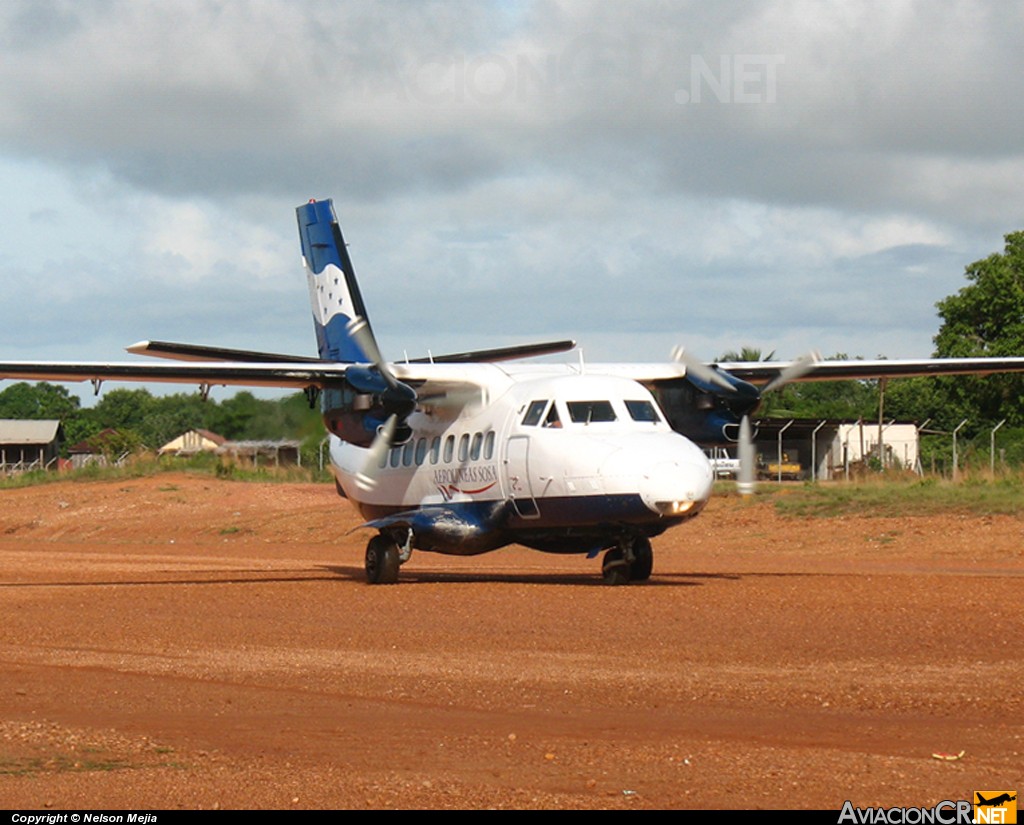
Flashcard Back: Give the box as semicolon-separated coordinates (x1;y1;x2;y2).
127;338;576;366
127;340;317;363
409;339;577;364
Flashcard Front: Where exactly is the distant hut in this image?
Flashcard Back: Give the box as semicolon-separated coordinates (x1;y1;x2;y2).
0;420;64;473
217;440;302;467
158;429;226;457
67;428;132;469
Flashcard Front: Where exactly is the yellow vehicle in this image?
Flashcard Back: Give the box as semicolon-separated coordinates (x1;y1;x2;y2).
757;451;802;481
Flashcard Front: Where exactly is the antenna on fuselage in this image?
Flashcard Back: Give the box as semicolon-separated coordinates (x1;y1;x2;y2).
578;348;586;374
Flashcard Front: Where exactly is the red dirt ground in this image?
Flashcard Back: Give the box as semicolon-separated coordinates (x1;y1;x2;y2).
0;474;1021;810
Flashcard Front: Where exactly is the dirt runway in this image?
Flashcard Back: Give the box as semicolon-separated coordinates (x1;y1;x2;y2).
0;474;1020;809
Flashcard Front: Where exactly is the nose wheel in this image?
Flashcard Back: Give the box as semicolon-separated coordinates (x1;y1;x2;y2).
601;536;653;585
365;535;400;584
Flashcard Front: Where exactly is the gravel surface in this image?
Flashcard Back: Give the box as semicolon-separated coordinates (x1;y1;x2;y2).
0;474;1020;809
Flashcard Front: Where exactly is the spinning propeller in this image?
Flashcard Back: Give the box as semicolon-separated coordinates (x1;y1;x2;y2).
673;347;820;495
346;316;480;491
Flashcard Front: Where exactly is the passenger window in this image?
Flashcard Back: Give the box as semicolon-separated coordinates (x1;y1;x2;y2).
567;401;616;423
544;403;562;428
625;400;660;423
522;400;548;426
402;440;415;466
429;436;441;465
483;431;495;459
470;432;483;460
389;446;401;468
458;434;469;462
415;438;428;465
443;435;455;463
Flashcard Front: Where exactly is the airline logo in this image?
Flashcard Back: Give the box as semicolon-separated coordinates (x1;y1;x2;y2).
974;792;1017;824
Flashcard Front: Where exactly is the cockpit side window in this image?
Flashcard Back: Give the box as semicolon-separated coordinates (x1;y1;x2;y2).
544;403;562;428
522;400;548;426
625;400;661;423
567;400;616;423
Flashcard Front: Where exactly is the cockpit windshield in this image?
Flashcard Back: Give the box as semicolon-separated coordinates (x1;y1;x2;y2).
566;401;617;424
523;397;664;429
522;400;548;426
625;399;661;423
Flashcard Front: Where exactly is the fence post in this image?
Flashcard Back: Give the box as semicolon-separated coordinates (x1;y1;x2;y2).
952;419;968;481
990;419;1007;475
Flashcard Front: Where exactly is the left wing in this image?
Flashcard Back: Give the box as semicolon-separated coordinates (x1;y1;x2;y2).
713;356;1024;383
590;356;1024;384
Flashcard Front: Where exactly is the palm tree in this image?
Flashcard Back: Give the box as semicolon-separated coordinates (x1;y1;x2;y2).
715;347;775;363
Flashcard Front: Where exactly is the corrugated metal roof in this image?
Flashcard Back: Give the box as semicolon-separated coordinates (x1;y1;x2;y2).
0;419;62;444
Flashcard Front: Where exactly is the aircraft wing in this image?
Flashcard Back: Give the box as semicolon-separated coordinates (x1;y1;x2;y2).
713;356;1024;383
591;356;1024;385
0;358;501;401
0;360;348;389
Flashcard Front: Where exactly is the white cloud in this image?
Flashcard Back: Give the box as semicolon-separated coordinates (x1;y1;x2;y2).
1;0;1021;377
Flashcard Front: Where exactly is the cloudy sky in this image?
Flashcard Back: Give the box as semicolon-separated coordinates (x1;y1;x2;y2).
2;0;1023;399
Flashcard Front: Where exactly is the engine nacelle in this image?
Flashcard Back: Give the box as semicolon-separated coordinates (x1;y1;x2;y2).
649;375;761;446
321;382;414;447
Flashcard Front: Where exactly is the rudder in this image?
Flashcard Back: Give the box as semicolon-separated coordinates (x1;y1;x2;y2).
296;198;374;363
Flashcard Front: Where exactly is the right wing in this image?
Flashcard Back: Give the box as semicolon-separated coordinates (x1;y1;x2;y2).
0;359;348;390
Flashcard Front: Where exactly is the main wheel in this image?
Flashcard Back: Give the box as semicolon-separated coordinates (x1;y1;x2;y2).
365;535;400;584
629;536;653;582
601;548;630;586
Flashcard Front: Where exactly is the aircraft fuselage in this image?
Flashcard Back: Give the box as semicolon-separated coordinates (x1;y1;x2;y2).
327;369;714;557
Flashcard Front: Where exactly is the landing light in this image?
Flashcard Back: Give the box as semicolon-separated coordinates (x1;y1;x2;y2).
654;500;696;516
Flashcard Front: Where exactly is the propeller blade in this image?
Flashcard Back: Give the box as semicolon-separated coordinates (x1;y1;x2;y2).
671;346;736;392
354;415;397;492
737;414;756;496
347;316;399;390
760;351;820;395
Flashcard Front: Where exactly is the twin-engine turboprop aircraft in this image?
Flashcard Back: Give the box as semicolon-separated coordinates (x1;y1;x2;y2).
5;198;1024;584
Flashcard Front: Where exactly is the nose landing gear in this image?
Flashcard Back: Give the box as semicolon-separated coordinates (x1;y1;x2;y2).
601;536;653;585
365;528;414;584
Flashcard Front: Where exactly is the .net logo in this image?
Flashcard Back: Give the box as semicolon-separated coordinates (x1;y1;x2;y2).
974;792;1017;825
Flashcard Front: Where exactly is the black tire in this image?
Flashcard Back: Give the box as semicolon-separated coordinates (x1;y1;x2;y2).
629;536;653;582
365;535;400;584
601;548;630;586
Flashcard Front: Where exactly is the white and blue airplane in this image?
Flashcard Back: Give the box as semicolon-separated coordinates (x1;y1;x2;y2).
5;198;1024;584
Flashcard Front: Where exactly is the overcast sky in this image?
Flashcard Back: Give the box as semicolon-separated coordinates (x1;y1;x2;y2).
2;0;1023;401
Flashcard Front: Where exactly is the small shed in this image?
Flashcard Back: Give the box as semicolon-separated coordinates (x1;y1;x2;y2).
158;429;226;456
217;440;302;467
0;419;64;472
750;418;920;480
67;429;127;469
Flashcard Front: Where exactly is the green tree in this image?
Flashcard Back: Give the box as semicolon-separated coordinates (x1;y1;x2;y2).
92;388;156;432
716;347;775;363
141;392;215;448
926;231;1024;430
0;382;80;420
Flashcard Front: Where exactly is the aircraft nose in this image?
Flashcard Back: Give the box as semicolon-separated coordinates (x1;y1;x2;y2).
639;455;714;518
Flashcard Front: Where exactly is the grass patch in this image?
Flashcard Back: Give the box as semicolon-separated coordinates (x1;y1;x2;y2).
771;476;1024;517
0;755;132;776
0;453;334;490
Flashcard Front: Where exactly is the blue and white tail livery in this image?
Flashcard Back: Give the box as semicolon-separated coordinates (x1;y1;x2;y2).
7;198;1024;584
296;199;373;363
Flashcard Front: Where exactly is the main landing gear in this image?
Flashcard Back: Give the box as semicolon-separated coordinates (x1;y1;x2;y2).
601;536;653;586
364;530;413;585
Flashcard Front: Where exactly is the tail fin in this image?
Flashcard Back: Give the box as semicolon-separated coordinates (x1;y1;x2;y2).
296;198;374;363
